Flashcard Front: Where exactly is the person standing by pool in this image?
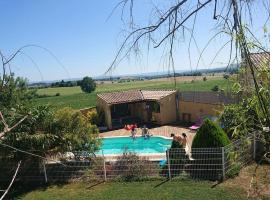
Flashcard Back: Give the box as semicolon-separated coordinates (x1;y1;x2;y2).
171;133;194;160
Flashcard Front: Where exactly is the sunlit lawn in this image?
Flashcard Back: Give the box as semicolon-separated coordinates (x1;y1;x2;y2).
17;180;245;200
32;78;231;110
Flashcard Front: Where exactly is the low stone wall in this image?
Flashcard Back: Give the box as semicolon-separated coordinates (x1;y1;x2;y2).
79;106;96;116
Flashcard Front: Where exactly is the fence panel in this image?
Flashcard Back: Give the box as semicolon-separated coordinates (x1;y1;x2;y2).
0;132;259;184
224;133;255;178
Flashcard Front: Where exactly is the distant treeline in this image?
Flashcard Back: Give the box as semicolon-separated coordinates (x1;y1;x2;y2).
30;80;83;88
51;80;80;87
29;65;239;88
97;65;239;82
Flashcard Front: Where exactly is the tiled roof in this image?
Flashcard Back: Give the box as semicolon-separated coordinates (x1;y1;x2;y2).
249;52;270;69
97;90;176;104
141;90;176;100
97;90;143;104
179;91;236;105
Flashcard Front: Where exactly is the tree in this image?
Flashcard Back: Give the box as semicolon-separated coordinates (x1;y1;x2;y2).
192;119;230;148
80;76;96;93
109;0;270;138
1;105;100;160
223;74;230;79
0;46;100;197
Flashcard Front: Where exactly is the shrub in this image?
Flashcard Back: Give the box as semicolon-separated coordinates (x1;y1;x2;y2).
112;152;159;181
223;74;230;79
226;162;241;178
203;76;207;81
87;110;99;125
192;119;230;148
86;108;105;126
211;85;219;92
37;94;51;98
55;92;60;96
54;107;100;152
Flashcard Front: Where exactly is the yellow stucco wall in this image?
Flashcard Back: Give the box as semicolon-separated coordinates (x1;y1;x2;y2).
159;93;177;125
96;96;112;129
179;101;223;122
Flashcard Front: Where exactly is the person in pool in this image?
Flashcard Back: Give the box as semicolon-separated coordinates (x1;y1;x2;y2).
142;125;150;139
131;126;136;140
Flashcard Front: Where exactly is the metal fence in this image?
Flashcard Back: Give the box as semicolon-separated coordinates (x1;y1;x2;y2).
0;133;258;185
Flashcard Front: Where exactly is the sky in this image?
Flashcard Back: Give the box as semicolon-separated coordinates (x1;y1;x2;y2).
0;0;269;82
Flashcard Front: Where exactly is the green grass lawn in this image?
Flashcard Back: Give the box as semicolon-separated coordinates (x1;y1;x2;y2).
17;180;245;200
32;78;232;110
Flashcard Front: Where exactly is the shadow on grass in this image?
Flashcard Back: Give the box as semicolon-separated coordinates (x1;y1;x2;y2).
86;181;105;189
6;181;70;200
153;179;170;188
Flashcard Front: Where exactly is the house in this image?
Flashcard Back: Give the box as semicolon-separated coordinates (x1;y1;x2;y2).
97;89;235;130
97;90;177;129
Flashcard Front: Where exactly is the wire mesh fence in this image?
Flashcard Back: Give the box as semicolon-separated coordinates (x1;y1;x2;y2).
0;132;259;185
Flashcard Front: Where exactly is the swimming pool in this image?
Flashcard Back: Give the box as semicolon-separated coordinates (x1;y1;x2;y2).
96;136;172;155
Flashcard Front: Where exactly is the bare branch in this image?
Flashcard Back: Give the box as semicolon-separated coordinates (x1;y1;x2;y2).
0;111;28;140
0;160;21;200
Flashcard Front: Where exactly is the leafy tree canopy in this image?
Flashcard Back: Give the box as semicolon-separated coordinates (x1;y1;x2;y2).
80;76;96;93
0;74;100;161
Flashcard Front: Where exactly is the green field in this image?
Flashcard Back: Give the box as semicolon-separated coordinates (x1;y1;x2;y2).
33;78;231;110
17;180;245;200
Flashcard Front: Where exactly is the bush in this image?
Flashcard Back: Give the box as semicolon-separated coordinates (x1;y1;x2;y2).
211;85;219;92
203;76;207;81
223;74;230;79
54;107;100;152
86;108;105;126
112;152;159;181
192;119;230;148
87;110;99;125
55;93;60;96
226;162;241;178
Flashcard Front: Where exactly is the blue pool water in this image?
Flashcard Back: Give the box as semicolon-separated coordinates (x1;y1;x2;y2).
96;136;172;155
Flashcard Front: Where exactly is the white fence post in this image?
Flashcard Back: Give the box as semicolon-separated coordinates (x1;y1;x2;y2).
166;150;172;180
43;159;48;183
221;147;225;180
253;132;256;160
102;150;107;181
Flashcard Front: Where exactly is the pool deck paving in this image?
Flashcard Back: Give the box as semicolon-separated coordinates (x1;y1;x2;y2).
99;125;195;139
99;125;196;161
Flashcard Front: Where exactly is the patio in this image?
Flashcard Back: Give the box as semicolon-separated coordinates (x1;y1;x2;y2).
99;125;195;140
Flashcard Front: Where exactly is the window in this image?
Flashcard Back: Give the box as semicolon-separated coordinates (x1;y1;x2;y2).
146;101;160;113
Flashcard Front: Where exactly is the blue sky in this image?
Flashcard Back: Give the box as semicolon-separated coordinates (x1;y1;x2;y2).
0;0;268;82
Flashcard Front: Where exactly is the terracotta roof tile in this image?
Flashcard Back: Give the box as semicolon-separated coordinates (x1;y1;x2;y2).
141;90;176;100
97;90;143;104
97;89;176;104
249;52;270;69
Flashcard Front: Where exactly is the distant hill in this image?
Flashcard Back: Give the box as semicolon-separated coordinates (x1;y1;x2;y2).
28;64;239;87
